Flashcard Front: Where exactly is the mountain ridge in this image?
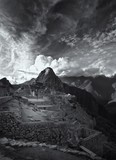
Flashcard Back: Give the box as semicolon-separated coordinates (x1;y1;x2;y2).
1;67;115;121
61;75;116;104
20;67;99;116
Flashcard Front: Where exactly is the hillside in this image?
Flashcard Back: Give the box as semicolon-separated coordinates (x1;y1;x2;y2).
0;78;14;97
61;75;116;104
0;68;116;159
16;67;99;117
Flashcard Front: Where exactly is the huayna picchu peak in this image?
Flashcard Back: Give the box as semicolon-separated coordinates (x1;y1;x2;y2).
36;67;64;91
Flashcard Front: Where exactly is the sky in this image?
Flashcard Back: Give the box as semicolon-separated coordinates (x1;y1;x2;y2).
0;0;116;83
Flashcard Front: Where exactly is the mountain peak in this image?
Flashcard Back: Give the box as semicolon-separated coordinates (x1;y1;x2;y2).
0;77;13;96
37;67;56;81
36;67;64;91
0;77;12;87
44;67;54;76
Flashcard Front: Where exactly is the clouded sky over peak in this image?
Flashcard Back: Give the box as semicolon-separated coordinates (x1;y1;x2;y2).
0;0;116;83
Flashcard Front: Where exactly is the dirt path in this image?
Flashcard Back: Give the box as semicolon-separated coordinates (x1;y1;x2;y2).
11;146;89;160
0;142;89;160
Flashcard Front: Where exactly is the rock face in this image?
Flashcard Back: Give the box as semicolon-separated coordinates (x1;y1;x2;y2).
105;101;116;124
36;67;64;91
0;78;14;97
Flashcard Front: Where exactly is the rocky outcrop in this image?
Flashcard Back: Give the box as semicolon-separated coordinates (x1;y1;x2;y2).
36;67;64;91
0;78;14;97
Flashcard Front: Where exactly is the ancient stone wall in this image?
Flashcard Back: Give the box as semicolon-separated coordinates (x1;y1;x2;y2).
0;111;105;151
0;112;80;147
81;131;107;156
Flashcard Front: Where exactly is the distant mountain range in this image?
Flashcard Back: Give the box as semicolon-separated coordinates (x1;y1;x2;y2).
61;75;116;104
61;75;116;123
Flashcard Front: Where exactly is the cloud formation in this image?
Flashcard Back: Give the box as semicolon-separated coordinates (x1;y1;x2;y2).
0;18;116;84
0;0;116;83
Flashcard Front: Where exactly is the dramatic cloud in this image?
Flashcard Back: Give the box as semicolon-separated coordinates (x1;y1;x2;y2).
0;0;116;83
0;26;34;75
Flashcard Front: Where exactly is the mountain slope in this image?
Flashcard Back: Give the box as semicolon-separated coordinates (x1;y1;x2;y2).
0;78;14;97
61;75;116;123
16;67;99;116
33;68;100;116
61;75;116;104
